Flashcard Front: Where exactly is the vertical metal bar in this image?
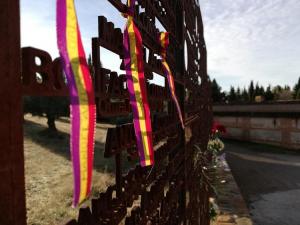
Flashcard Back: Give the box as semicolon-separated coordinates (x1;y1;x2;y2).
175;1;187;224
115;153;122;198
0;1;26;225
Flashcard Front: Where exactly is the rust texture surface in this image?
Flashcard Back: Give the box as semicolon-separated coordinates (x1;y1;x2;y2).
5;0;213;224
0;1;26;225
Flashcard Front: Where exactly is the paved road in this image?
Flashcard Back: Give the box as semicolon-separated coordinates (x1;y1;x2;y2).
225;141;300;225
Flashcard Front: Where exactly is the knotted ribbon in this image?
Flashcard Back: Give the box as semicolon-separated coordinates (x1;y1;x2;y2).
159;32;184;129
56;0;96;207
123;0;154;167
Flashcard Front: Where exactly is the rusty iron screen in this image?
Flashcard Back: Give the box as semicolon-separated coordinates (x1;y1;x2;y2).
1;0;213;224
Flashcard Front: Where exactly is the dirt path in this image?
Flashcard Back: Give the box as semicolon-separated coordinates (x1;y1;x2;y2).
225;140;300;225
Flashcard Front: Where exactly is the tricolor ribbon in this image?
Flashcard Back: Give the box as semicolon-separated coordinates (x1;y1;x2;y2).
123;0;154;167
159;32;184;129
56;0;96;207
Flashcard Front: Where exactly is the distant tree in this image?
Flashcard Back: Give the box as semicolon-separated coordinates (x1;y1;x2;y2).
272;85;293;100
278;89;293;100
265;85;274;101
293;77;300;99
254;82;260;97
236;87;241;101
241;88;249;102
259;86;265;96
248;80;254;101
228;86;237;102
87;54;95;79
274;85;283;92
283;85;291;91
211;79;223;102
296;89;300;100
272;85;283;100
273;85;294;100
213;79;300;103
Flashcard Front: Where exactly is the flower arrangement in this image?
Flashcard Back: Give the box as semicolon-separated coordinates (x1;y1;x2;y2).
207;121;226;155
211;121;227;138
207;138;225;154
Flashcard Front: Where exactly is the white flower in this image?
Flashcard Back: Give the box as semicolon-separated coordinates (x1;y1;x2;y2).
207;138;225;154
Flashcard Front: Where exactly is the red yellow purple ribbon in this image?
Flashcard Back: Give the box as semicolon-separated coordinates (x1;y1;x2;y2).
123;0;154;167
56;0;96;207
159;32;184;129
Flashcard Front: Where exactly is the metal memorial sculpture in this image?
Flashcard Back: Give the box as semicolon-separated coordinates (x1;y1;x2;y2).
20;0;213;223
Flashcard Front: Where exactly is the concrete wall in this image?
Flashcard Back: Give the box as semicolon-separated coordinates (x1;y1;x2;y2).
214;102;300;150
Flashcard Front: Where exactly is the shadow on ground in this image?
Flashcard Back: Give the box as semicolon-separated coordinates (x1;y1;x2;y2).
24;118;136;173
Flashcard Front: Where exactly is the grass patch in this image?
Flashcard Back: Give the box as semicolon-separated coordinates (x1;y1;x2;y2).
24;115;118;225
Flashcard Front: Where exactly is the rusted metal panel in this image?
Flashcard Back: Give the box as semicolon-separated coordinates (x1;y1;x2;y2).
0;1;26;225
16;0;212;224
22;47;68;96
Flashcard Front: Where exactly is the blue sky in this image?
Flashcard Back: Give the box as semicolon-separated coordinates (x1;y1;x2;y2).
21;0;300;91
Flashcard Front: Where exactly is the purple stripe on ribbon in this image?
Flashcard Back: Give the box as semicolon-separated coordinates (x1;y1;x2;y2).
128;0;136;14
56;0;81;206
123;26;146;163
164;66;184;128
